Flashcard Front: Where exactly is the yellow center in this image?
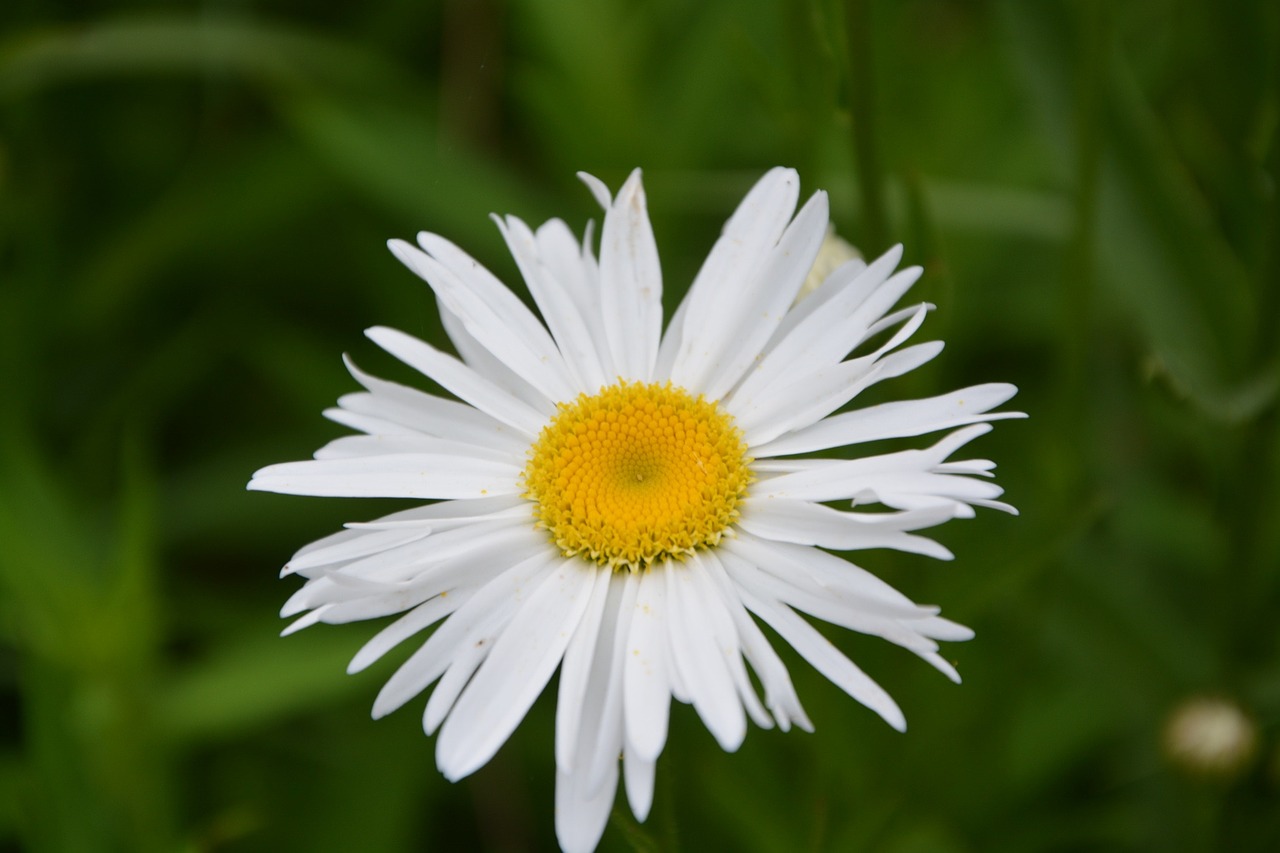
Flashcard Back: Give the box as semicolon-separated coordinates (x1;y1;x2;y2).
522;381;752;570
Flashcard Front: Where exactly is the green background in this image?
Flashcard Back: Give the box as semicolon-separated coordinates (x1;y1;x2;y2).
2;1;1278;850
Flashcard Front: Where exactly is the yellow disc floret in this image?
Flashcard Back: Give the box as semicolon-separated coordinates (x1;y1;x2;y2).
523;381;752;570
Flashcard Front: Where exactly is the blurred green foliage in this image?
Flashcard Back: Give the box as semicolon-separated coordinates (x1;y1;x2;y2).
1;0;1278;850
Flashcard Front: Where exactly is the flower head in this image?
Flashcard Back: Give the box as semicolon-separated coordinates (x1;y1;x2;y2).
249;168;1022;852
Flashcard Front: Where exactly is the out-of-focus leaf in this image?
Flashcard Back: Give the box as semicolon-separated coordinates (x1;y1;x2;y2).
1003;682;1118;790
0;16;406;100
280;91;549;243
1001;0;1264;423
157;627;371;744
67;135;331;334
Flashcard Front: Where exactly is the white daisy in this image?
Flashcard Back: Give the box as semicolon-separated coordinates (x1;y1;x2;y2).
249;168;1022;853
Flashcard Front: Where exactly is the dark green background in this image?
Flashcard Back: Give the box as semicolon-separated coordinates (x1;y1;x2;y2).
2;1;1278;850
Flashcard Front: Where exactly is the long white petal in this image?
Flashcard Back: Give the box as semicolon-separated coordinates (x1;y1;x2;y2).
390;237;576;405
686;552;772;729
701;551;811;731
664;559;747;751
346;593;472;674
623;566;673;762
731;311;938;446
495;215;607;393
555;565;615;772
669;168;799;390
555;765;617;853
699;191;830;400
437;560;599;780
370;550;557;719
597;169;662;380
737;498;954;559
623;740;656;822
336;356;528;454
752;383;1024;458
586;570;639;795
722;535;926;625
247;453;520;500
744;248;912;393
734;582;906;732
366;326;548;436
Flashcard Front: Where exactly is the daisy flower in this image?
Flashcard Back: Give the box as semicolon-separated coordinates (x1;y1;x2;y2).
249;168;1021;852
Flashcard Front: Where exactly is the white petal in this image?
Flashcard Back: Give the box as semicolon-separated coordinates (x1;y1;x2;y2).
752;383;1024;458
598;169;662;380
555;765;617;853
737;498;954;559
400;234;579;402
370;549;557;719
623;740;656;822
723;534;926;618
436;560;599;780
686;553;773;729
700;551;811;732
347;592;472;674
576;171;613;210
731;310;937;446
555;564;615;772
623;566;673;762
365;326;548;436
756;424;999;505
586;570;639;795
764;250;889;355
735;582;906;732
731;248;916;394
434;294;553;412
247;452;520;500
725;554;941;656
494;215;607;392
664;559;747;751
335;355;528;454
669;168;799;391
699;191;830;400
312;434;511;463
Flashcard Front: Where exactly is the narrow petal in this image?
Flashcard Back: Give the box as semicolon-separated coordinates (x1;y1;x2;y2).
701;551;811;731
247;453;520;500
436;561;599;781
686;552;773;730
669;168;800;391
555;765;617;853
752;383;1024;458
730;310;938;446
699;191;831;400
335;355;528;454
365;326;548;436
729;247;914;406
313;434;511;463
371;550;557;719
495;215;608;392
555;564;615;772
623;741;656;822
404;232;579;401
623;566;673;762
734;581;906;732
586;570;639;795
737;498;954;559
597;169;662;380
347;592;472;674
724;534;928;619
664;559;747;751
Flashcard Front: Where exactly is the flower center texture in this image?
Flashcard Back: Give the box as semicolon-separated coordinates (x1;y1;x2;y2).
523;381;752;570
